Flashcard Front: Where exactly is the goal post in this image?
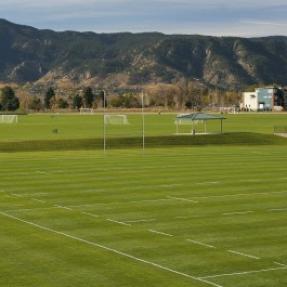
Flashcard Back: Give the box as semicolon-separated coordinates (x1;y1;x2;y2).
0;115;18;124
101;89;145;153
104;114;129;125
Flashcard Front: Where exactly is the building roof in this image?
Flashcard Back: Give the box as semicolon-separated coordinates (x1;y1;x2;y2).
176;113;226;121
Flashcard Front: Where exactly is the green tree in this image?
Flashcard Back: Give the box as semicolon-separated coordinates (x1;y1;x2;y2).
57;98;69;109
110;93;140;108
83;87;94;108
72;94;83;110
44;87;55;109
0;86;20;111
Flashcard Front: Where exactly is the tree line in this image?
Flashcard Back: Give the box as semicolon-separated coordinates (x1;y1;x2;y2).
30;87;107;111
1;82;243;112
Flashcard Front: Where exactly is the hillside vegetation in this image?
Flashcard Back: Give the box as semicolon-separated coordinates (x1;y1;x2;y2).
1;19;287;89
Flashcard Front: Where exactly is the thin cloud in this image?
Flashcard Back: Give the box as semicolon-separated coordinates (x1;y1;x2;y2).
1;0;287;36
241;20;287;27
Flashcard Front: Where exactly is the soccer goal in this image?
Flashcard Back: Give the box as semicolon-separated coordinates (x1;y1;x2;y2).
220;106;238;114
0;115;18;124
80;108;94;114
104;114;129;125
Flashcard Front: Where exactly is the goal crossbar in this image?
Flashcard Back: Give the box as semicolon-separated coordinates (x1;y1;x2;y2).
104;114;129;125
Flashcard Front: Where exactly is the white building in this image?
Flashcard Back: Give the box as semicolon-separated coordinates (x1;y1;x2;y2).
241;87;285;111
242;92;258;111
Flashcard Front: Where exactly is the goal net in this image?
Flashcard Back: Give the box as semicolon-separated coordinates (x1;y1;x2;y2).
104;115;129;125
80;108;94;114
0;115;18;124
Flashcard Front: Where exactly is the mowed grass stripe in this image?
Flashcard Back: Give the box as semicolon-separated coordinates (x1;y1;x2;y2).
1;146;287;286
0;208;275;280
0;213;201;287
0;211;224;287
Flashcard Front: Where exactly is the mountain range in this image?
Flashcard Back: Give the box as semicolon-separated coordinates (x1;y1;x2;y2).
1;18;287;90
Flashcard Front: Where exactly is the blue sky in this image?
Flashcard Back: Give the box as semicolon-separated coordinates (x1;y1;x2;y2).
1;0;287;36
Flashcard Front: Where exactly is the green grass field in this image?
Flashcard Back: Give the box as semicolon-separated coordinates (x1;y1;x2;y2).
0;113;287;142
0;113;287;286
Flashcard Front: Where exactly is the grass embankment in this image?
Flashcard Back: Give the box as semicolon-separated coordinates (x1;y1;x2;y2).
0;132;286;152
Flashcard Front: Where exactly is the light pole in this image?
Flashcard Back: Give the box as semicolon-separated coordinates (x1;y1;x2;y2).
141;90;145;152
103;90;106;154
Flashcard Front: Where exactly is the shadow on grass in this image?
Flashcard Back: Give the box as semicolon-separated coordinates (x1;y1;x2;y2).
0;133;286;153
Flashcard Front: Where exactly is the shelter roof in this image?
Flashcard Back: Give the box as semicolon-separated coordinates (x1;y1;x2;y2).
176;113;226;121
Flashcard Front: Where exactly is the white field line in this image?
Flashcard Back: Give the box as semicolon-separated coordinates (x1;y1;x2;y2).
81;212;99;218
228;250;260;260
149;229;174;237
0;212;223;287
66;203;97;208
6;190;282;280
36;171;49;175
10;193;22;198
198;278;223;287
20;193;48;197
186;239;216;249
5;206;62;212
10;194;46;204
268;208;287;212
67;198;171;208
167;196;198;204
54;205;73;211
31;198;46;204
124;219;156;223
193;191;287;200
200;266;287;279
223;211;254;216
274;262;287;267
106;219;131;226
4;195;18;199
130;198;171;204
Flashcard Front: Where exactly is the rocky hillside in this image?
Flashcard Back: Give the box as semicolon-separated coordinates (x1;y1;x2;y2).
1;19;287;89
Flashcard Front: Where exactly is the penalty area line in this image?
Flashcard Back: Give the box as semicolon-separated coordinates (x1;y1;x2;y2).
223;211;254;216
106;219;131;226
228;250;260;260
200;266;287;279
268;208;287;212
124;219;156;223
32;198;46;204
186;239;216;249
0;211;222;287
81;211;99;218
149;229;174;237
274;262;287;267
194;190;287;200
167;196;198;204
5;206;62;213
54;205;73;211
